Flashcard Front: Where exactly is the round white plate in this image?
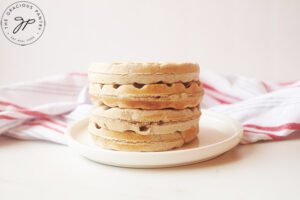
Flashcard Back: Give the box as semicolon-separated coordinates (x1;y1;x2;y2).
66;110;243;168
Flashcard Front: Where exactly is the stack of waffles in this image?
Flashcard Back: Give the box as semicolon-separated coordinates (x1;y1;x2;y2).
88;62;204;152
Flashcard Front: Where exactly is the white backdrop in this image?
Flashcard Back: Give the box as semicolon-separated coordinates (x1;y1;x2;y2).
0;0;299;84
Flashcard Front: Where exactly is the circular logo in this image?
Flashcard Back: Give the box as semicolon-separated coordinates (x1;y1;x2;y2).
1;1;45;46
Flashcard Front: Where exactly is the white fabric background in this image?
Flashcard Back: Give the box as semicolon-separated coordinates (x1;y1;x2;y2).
1;0;300;84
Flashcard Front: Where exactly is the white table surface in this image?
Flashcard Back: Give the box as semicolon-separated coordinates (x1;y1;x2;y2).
1;133;300;200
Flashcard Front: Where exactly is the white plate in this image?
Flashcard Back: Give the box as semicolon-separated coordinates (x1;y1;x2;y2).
66;110;243;168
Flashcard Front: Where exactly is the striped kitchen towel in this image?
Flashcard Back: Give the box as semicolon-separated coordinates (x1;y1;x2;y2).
0;70;299;144
0;73;91;144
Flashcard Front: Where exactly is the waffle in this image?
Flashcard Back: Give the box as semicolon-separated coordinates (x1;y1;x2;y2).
90;105;200;135
89;123;199;152
87;62;203;152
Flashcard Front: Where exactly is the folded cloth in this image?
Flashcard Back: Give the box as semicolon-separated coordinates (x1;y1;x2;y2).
0;73;91;144
0;70;299;144
200;69;300;143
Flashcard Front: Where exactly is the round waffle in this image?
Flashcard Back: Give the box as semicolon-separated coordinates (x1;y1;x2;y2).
89;81;202;96
88;123;199;152
90;93;202;110
88;62;199;84
90;105;200;135
91;104;201;122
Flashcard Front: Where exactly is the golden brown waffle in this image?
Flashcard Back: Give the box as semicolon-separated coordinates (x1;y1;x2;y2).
89;124;199;152
90;105;200;135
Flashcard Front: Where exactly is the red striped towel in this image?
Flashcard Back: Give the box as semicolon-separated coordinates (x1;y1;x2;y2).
0;70;299;144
